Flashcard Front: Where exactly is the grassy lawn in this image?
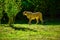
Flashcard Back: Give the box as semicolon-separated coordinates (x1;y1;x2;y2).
0;24;60;40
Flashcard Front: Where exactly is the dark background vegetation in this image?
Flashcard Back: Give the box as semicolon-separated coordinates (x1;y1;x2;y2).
0;0;60;24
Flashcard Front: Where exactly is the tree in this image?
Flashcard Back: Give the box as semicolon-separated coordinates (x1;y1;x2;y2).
45;0;56;19
4;0;22;26
0;0;4;24
21;0;48;15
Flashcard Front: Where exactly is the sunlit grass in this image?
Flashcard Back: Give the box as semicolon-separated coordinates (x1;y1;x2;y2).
0;24;60;40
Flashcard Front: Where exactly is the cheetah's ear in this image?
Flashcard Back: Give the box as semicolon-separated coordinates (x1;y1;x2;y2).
24;11;27;13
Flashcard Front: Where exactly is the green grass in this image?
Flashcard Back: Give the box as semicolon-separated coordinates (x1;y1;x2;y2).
0;24;60;40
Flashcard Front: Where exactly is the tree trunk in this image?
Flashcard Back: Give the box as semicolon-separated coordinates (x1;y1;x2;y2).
0;16;2;26
0;16;2;24
8;17;14;26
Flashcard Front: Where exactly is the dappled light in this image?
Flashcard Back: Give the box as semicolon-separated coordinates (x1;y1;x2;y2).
0;0;60;40
0;24;60;40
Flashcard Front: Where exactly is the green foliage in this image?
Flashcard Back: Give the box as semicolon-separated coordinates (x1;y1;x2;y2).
0;6;3;17
22;0;56;14
4;0;22;17
45;0;56;19
0;0;4;24
46;0;56;14
0;0;3;16
22;0;48;14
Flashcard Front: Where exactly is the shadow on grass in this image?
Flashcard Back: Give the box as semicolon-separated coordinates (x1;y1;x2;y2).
14;20;60;25
1;19;60;25
9;25;37;32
